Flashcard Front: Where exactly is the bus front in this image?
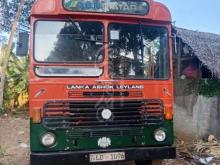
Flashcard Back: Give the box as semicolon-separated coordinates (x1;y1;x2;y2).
29;0;176;164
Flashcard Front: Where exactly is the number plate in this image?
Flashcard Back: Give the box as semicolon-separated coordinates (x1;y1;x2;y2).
89;152;125;162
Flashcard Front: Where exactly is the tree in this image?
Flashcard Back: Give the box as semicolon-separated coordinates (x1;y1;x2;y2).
47;22;104;62
0;0;35;33
0;0;34;108
109;24;168;78
4;54;29;109
0;0;25;107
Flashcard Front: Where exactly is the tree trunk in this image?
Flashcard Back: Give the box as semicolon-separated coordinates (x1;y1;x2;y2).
0;0;25;107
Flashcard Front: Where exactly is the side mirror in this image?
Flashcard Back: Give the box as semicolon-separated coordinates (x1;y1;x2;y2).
16;32;29;56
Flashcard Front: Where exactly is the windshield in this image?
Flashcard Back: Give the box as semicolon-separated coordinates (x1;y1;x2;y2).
108;23;169;79
34;21;104;63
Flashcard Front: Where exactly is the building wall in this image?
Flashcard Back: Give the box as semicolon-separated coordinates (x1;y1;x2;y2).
174;80;220;140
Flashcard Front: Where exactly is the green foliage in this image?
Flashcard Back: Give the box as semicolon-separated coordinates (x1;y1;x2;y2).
0;0;35;44
175;79;220;97
0;145;4;158
4;53;29;109
0;107;6;115
0;0;35;32
185;79;220;97
198;80;220;97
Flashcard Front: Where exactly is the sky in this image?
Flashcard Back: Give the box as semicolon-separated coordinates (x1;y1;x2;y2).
156;0;220;34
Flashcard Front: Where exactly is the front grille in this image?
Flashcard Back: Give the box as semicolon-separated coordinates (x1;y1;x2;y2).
43;100;164;129
68;91;143;98
67;129;144;138
83;91;129;97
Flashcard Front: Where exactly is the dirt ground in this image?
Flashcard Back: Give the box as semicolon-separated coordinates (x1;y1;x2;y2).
1;113;218;165
0;114;29;165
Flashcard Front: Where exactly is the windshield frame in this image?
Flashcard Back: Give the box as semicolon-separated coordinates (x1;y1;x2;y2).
33;19;105;64
108;22;171;80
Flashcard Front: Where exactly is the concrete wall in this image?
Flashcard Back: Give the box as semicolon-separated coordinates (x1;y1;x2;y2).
174;80;220;140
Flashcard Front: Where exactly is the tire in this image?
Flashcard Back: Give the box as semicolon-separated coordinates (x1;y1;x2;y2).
135;160;163;165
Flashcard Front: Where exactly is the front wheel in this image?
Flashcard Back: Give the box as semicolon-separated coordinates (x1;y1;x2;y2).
135;160;163;165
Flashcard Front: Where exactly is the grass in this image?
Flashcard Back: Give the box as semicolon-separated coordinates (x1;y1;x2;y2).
0;107;28;119
0;107;6;115
0;145;4;158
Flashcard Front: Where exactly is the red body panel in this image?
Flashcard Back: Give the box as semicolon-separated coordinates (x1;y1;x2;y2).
29;0;173;119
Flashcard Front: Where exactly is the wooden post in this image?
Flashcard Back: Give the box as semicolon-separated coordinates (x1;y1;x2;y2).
177;39;182;77
0;0;25;107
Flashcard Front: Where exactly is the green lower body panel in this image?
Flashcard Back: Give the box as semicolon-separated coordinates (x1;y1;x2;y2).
30;120;174;152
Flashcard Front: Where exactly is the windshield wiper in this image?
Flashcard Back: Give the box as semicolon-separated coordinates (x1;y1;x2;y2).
68;17;105;44
69;37;105;43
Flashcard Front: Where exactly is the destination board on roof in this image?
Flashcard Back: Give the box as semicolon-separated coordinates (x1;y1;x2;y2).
63;0;149;15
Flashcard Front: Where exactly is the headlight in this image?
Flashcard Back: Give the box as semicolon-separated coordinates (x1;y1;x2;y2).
41;132;56;147
154;129;166;142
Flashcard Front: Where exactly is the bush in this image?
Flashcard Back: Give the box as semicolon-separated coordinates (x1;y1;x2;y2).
4;54;29;110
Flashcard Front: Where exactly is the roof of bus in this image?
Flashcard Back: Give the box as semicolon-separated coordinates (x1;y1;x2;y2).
31;0;171;22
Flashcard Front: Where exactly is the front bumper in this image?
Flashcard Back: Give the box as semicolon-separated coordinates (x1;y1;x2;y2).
31;146;176;165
